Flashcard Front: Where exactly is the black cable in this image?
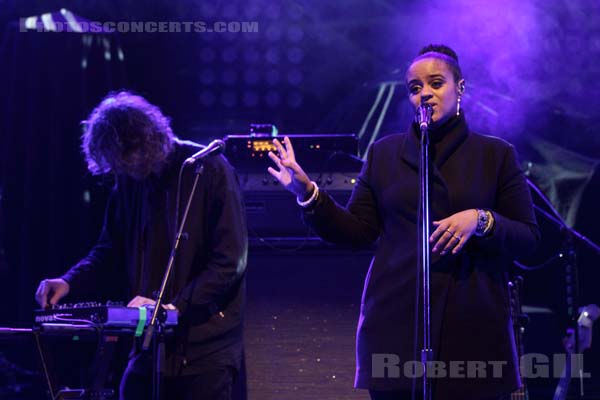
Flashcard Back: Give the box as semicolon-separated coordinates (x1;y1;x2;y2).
50;316;102;350
513;252;565;271
322;150;363;172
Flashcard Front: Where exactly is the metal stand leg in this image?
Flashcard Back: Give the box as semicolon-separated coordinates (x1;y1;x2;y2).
34;331;55;400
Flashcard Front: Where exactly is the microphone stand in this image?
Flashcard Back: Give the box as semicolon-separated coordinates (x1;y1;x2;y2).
142;161;205;400
526;178;600;399
417;105;433;400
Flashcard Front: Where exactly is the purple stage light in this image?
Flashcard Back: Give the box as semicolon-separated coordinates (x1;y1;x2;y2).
287;69;303;86
266;4;282;20
265;90;282;108
287;47;304;64
200;48;216;63
266;69;281;86
265;25;283;42
222;69;238;86
222;4;238;19
287;92;303;108
221;91;237;108
199;90;216;107
243;91;260;107
244;69;261;85
244;4;261;19
243;48;260;64
222;47;238;63
287;26;304;43
199;69;216;85
200;3;217;18
265;48;281;65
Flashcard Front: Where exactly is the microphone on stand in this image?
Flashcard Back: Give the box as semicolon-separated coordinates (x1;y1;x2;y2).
416;103;433;131
184;139;226;164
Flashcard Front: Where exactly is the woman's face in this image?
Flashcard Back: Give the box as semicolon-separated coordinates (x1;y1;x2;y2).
406;57;464;127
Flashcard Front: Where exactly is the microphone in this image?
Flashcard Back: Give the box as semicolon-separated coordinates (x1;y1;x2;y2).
184;139;226;164
416;103;433;131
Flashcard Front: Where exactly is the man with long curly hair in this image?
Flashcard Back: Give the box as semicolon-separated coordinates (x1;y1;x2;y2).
35;91;248;400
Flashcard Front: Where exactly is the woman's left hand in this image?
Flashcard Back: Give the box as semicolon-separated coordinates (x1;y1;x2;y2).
430;209;479;255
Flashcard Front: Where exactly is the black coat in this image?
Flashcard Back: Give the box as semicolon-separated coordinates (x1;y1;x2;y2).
304;114;540;398
62;141;248;375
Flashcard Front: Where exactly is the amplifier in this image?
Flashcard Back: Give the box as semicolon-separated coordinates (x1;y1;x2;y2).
243;172;359;239
224;134;361;172
226;133;363;239
239;171;359;192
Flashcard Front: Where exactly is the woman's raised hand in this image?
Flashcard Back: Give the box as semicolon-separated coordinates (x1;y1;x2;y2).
267;137;314;201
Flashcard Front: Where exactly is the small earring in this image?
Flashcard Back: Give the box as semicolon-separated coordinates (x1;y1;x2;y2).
456;97;461;116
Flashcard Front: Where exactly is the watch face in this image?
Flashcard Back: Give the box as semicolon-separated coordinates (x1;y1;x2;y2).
475;209;488;236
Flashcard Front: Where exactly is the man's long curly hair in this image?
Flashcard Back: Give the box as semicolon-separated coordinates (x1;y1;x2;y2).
81;91;176;179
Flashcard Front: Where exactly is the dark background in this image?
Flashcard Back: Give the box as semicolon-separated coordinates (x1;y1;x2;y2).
0;0;598;399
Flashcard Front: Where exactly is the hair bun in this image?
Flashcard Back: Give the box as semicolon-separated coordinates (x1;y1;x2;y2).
418;44;459;63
